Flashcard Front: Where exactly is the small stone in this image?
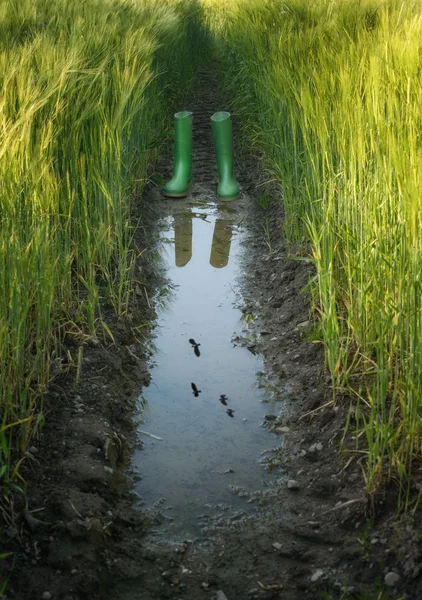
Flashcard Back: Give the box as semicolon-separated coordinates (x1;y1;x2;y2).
201;582;209;590
287;480;300;490
104;466;113;474
42;593;52;600
276;426;290;433
384;572;400;587
265;415;277;421
66;519;86;540
216;592;229;600
272;542;282;550
309;442;323;452
29;446;38;454
297;320;310;329
311;569;324;582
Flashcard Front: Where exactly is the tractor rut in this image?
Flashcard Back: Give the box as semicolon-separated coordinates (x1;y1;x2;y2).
3;65;420;600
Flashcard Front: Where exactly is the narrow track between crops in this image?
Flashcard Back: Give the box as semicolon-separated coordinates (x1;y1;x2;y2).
5;63;419;600
114;65;376;600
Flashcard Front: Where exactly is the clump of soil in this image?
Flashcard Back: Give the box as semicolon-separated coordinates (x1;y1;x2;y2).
0;259;158;598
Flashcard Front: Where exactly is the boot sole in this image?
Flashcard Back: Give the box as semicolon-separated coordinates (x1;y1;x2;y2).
162;191;189;198
162;181;191;198
217;194;240;202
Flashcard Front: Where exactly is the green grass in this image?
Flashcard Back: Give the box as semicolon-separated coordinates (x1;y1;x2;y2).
2;0;422;515
203;0;422;504
0;0;207;491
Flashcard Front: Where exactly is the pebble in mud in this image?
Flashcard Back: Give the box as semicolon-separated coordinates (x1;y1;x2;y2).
309;442;323;452
287;479;300;490
384;572;401;587
296;320;310;329
216;591;229;600
310;569;324;582
42;593;52;600
307;521;321;529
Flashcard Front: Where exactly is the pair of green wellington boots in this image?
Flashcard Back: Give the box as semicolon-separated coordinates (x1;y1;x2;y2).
163;111;240;201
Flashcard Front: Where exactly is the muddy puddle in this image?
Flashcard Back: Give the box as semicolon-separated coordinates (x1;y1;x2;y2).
133;201;283;540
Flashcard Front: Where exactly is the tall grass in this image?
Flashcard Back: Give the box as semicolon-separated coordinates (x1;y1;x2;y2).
0;0;206;490
204;0;422;503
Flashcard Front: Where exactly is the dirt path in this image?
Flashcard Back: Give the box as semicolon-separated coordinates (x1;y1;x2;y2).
115;66;366;600
3;64;419;600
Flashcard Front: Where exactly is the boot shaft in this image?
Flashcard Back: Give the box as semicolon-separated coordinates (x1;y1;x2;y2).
174;110;193;160
211;111;239;201
163;111;192;197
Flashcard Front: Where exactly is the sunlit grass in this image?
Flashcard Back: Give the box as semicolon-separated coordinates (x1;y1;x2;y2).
4;0;421;511
0;0;206;490
204;0;422;504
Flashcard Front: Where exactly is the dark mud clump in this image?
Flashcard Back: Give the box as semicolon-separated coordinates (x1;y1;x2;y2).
0;274;159;598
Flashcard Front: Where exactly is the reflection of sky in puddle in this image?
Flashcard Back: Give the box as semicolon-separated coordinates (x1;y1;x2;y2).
133;206;279;539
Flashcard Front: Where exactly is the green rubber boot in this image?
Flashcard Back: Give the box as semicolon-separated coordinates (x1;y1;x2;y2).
163;111;193;198
211;111;240;201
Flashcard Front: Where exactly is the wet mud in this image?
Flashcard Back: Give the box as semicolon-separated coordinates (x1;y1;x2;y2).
2;65;422;600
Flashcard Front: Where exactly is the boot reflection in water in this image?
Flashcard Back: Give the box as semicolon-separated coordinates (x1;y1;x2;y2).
173;214;233;269
209;219;233;269
174;212;193;267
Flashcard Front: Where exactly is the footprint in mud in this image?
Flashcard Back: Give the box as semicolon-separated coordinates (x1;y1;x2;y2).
191;382;201;397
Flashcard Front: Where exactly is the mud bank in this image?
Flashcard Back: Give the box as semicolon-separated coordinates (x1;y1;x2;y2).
2;65;422;600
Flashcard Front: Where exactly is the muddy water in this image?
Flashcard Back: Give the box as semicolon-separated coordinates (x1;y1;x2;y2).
133;201;280;539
